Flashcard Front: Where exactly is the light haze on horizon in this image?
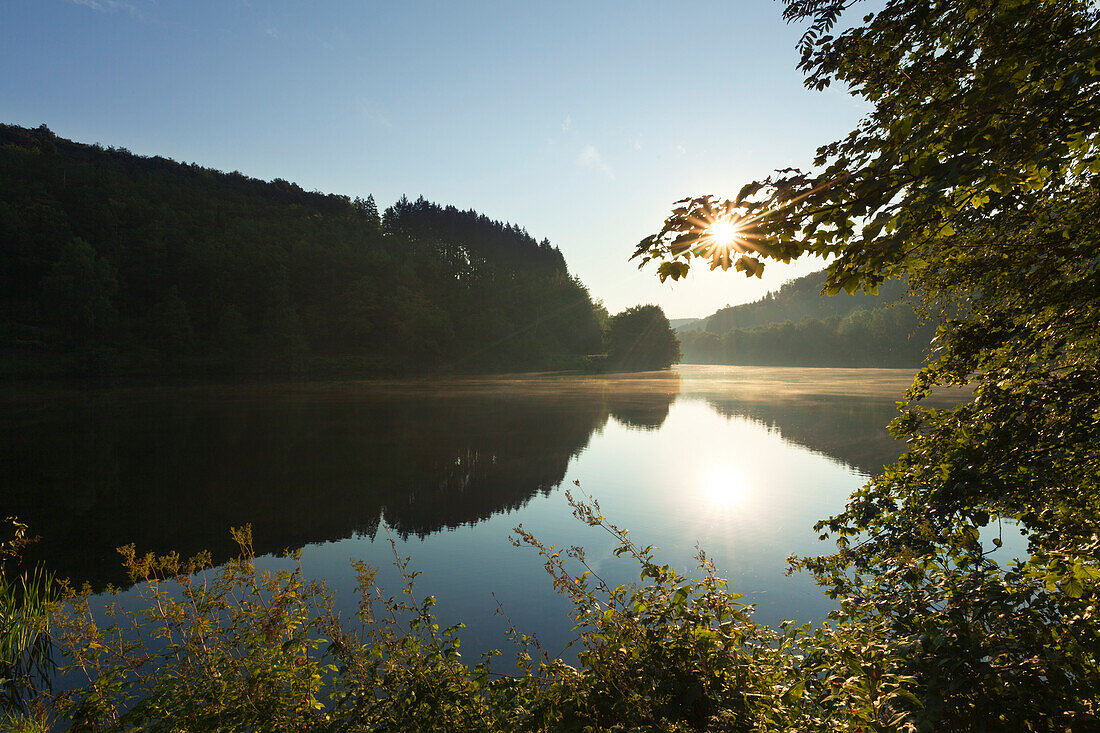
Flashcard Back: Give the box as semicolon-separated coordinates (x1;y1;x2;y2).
1;0;867;320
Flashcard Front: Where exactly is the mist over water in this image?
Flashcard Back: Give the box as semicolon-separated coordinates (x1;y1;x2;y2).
2;366;959;661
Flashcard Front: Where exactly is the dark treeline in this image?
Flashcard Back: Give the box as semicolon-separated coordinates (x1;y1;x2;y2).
677;270;934;366
0;124;607;378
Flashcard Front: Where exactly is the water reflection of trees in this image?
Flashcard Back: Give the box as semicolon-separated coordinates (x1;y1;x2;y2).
604;372;681;430
699;397;904;475
1;370;956;591
685;373;962;476
0;375;680;589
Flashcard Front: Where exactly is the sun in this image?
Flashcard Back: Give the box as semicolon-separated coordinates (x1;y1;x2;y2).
709;219;740;246
704;217;748;257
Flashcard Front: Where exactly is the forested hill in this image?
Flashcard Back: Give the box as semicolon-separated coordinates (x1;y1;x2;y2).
679;270;908;334
678;270;936;367
0;124;606;377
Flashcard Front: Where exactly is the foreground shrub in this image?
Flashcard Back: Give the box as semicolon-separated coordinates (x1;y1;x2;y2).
1;518;57;728
9;492;927;732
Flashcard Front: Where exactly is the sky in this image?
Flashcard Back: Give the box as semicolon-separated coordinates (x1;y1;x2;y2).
1;0;868;319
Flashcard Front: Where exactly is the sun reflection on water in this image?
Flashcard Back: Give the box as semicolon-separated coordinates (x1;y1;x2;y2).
699;463;752;509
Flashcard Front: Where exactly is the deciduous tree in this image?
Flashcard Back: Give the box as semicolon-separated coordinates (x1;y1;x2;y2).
606;305;681;372
634;0;1100;726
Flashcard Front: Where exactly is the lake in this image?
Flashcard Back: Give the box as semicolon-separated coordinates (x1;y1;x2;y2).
1;365;953;663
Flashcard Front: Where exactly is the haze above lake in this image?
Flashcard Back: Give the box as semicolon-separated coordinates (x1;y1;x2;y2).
3;366;958;660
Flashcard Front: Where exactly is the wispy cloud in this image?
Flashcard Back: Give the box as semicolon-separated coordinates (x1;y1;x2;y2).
576;144;614;179
71;0;142;16
561;114;572;132
264;27;281;40
356;98;394;130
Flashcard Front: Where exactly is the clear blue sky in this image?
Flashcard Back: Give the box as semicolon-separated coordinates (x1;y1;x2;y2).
1;0;866;319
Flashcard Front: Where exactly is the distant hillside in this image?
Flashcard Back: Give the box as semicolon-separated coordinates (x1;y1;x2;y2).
679;270;935;367
669;318;700;330
0;124;605;378
681;270;909;335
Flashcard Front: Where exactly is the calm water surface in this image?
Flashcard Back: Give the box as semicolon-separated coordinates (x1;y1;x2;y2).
2;366;956;661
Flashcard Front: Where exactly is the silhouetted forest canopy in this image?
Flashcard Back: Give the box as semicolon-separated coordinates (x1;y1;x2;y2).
0;124;612;378
678;270;935;366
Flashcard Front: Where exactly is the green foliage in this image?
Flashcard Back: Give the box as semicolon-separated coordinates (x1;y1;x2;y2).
795;184;1100;727
21;497;932;731
605;305;681;372
635;0;1100;727
53;529;338;730
1;519;57;722
509;491;922;732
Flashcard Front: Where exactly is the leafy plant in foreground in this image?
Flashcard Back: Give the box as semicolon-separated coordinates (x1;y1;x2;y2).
25;493;935;731
512;489;922;732
1;518;57;729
